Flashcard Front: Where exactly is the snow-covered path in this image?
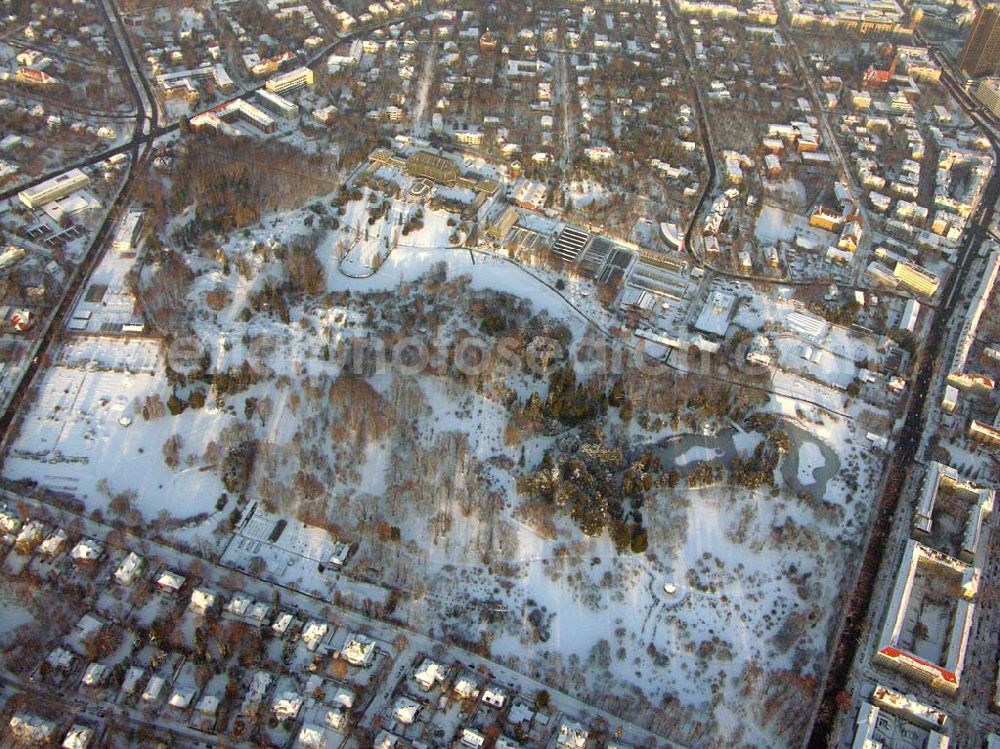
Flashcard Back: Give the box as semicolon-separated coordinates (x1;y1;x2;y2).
411;41;437;137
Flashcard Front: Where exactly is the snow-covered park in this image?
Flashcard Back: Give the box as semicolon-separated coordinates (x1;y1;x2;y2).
2;193;888;748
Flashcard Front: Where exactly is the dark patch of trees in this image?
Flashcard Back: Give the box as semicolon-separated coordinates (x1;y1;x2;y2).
517;426;655;553
222;440;259;494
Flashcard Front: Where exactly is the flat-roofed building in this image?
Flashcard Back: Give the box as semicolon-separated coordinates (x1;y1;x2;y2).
19;168;90;210
112;211;143;251
870;684;948;732
693;290;737;338
192;99;276;135
265;66;314;94
949;250;999;389
213;63;234;92
913;461;994;561
893;260;940;297
975;78;1000;118
255;89;299;118
455;130;484;146
875;539;978;693
899;298;920;333
405;150;461;185
851;698;948;749
942;385;959;413
970;419;1000;445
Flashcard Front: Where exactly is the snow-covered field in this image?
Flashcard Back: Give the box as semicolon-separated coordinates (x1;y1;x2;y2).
734;289;881;393
5;361;224;519
764;178;808;208
772;335;859;389
0;590;35;635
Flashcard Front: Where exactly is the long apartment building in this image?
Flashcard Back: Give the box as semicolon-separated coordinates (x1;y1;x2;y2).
191;99;276;136
892;259;941;297
913;461;994;563
112;211;144;252
875;540;978;693
975;78;1000;118
18;168;90;210
156;63;234;93
948;249;999;389
255;89;299;119
265;66;314;95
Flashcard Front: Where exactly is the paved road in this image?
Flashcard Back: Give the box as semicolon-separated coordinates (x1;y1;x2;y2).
660;0;717;255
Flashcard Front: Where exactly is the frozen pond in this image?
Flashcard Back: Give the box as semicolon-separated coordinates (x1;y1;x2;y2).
648;421;840;501
796;441;826;486
674;445;726;467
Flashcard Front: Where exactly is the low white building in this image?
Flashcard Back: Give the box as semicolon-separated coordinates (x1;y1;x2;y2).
556;721;589;749
156;569;186;594
196;694;219;718
298;724;327;749
169;687;196;709
189;588;216;613
273;691;304;721
301;621;329;651
324;706;347;730
40;529;68;556
81;662;107;687
272;611;294;636
414;658;447;690
142;675;166;702
462;728;486;748
71;539;103;562
393;696;421;725
942;385;959;413
62;725;94;749
342;634;375;667
114;552;144;585
482;686;508;708
0;509;21;534
454;676;479;700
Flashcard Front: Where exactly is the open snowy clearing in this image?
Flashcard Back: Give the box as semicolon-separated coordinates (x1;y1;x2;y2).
5;362;224;519
796;441;827;486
